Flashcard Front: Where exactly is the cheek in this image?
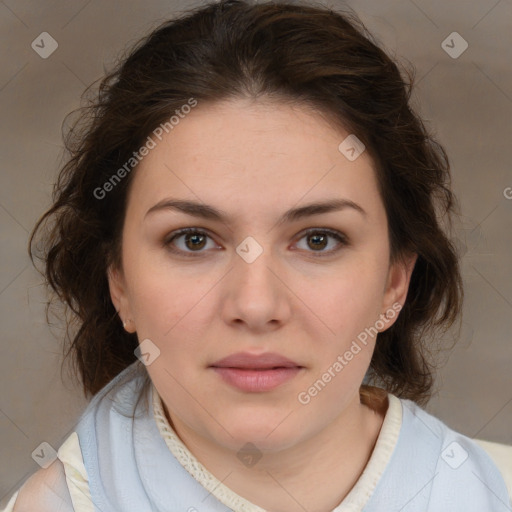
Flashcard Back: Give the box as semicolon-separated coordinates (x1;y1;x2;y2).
306;260;387;337
132;280;203;342
126;264;215;368
123;240;203;328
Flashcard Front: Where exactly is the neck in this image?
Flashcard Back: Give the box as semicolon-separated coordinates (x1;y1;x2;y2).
163;387;388;512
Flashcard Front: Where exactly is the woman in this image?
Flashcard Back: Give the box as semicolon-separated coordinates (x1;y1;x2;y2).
4;0;511;510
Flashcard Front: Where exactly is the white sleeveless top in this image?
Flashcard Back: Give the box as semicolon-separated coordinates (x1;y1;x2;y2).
3;361;512;511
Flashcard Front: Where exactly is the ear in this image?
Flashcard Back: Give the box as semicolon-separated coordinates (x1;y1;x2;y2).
379;252;418;330
107;264;136;333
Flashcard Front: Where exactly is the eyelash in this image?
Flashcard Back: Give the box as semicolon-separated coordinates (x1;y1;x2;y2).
163;227;348;258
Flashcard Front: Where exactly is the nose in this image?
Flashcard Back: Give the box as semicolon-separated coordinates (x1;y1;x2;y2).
220;242;292;333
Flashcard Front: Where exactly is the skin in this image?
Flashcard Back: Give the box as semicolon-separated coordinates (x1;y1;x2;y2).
108;97;417;512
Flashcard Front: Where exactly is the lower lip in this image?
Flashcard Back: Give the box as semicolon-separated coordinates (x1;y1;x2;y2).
211;367;302;392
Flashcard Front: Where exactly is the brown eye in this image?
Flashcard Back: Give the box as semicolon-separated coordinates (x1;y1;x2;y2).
183;232;207;250
307;232;329;251
296;229;348;256
164;228;216;256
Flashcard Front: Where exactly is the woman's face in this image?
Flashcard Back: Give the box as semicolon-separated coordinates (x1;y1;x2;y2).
108;98;416;453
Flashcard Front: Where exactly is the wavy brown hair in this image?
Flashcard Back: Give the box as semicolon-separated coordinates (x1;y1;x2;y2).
29;0;463;405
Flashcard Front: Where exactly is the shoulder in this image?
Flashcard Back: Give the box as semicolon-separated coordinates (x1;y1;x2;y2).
474;438;512;496
3;431;93;512
9;458;74;512
400;398;512;501
3;364;147;512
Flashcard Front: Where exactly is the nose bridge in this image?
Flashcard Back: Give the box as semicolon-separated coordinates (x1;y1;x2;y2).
224;234;290;326
233;234;276;288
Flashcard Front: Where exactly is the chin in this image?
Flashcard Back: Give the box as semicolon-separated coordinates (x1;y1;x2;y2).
212;411;303;452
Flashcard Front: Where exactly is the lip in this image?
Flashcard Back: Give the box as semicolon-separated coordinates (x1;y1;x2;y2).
210;352;303;392
211;367;303;392
210;351;301;369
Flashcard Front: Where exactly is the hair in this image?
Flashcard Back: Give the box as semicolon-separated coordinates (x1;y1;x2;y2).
29;0;463;407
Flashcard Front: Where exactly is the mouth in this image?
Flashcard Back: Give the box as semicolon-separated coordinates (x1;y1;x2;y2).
209;352;304;392
210;366;303;392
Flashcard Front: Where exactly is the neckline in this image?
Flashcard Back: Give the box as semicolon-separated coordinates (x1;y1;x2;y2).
331;392;402;511
151;382;403;512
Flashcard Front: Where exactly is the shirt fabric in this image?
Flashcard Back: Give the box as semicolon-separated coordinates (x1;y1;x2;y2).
2;361;512;511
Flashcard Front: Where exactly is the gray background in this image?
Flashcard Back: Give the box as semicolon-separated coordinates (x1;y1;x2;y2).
1;0;511;504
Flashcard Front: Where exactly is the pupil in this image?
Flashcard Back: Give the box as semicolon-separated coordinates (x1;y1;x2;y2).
186;233;206;250
309;233;327;250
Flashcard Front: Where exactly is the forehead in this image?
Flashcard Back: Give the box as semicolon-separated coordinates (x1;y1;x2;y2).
127;98;383;224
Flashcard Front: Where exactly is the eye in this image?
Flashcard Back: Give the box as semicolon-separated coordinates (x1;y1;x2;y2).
163;228;219;257
163;227;348;258
294;228;348;256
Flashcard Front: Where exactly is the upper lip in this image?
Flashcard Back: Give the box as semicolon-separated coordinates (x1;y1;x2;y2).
210;352;302;369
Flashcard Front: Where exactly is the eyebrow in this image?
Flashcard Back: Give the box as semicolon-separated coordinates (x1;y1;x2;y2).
144;197;367;224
